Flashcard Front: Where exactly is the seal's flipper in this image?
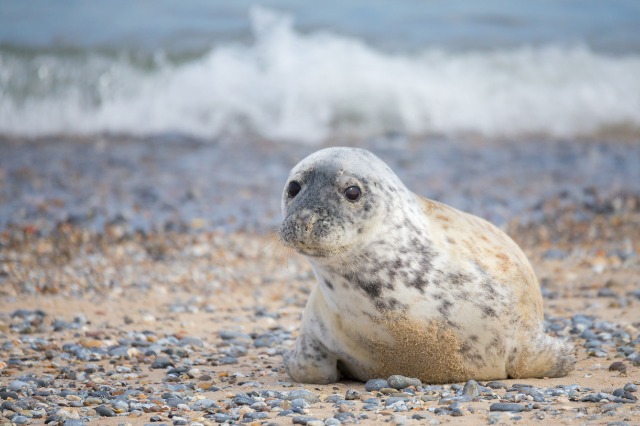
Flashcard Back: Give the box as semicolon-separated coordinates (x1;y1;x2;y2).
507;334;575;379
284;333;340;384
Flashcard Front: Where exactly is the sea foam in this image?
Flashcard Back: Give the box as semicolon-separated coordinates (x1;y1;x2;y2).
1;8;639;142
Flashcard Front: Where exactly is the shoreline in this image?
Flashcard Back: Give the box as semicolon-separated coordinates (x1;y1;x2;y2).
2;134;640;235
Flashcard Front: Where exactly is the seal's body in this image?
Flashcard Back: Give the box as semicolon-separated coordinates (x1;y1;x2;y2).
279;147;574;384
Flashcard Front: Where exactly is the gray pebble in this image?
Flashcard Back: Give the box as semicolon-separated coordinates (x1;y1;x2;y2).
212;413;233;423
0;391;20;400
454;395;474;403
218;356;238;364
172;417;188;425
291;398;309;409
151;357;174;369
11;415;30;425
462;380;479;397
9;380;29;391
364;379;388;392
324;394;342;404
628;353;640;366
598;288;617;297
387;375;421;390
434;407;451;415
288;389;319;404
218;330;252;341
485;381;507;389
489;403;526;412
324;419;341;426
293;416;323;425
344;389;360;400
62;421;85;426
95;405;116;416
192;399;217;410
244;412;268;420
233;394;255;405
601;403;622;413
334;412;355;422
624;383;638;392
385;396;409;406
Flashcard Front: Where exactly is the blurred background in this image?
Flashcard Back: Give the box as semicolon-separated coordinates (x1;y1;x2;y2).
1;0;640;234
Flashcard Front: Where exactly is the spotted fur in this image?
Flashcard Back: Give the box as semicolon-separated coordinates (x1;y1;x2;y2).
280;147;575;384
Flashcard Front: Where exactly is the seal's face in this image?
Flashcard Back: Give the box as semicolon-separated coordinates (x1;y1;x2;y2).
279;148;393;258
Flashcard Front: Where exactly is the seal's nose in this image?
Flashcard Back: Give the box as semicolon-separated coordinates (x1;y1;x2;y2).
279;205;330;247
295;209;319;239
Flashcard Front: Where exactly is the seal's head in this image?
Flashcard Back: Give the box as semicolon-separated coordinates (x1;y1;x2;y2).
279;147;407;258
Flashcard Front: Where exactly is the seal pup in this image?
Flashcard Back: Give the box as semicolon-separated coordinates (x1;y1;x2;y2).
279;147;574;384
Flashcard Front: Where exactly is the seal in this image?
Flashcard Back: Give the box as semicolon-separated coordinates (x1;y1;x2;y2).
279;147;575;384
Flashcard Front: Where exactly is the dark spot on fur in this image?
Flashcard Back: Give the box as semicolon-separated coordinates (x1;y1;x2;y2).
438;299;454;317
324;280;334;290
460;341;472;354
374;297;405;312
480;305;498;318
407;275;428;293
448;272;471;286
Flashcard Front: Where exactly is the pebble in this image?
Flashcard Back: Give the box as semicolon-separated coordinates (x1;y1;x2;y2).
288;390;319;404
293;416;323;425
334;412;355;423
608;361;627;374
486;381;507;389
387;375;421;390
462;380;480;397
11;415;30;424
344;389;361;400
623;383;638;392
365;379;388;392
489;403;526;412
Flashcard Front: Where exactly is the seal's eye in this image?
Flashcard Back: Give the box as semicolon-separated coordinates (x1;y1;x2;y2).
287;181;301;198
344;186;361;201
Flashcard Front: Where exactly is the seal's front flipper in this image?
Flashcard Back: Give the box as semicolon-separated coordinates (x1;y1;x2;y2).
284;333;340;384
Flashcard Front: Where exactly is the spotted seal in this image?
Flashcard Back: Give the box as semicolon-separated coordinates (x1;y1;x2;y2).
279;147;575;384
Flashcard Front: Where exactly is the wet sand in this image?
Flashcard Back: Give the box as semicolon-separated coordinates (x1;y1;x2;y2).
1;135;639;425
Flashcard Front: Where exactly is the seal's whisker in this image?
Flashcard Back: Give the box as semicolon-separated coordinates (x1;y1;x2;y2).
263;232;294;269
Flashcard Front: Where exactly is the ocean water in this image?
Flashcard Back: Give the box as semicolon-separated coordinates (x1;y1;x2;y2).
1;0;640;143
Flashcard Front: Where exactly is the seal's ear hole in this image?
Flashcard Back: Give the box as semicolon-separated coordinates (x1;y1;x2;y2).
344;186;361;201
287;181;302;198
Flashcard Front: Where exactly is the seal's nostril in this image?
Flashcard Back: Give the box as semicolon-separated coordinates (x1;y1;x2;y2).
305;215;318;236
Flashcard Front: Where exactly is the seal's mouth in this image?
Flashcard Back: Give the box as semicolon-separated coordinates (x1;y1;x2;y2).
278;230;352;259
279;238;334;258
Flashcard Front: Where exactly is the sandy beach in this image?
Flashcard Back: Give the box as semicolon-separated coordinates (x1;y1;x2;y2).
2;2;640;424
1;135;639;425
